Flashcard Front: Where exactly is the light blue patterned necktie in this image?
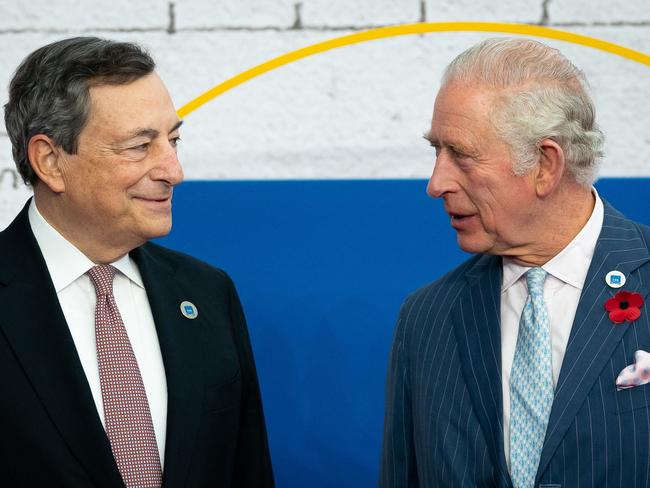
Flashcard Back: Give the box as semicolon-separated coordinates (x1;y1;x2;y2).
509;267;554;488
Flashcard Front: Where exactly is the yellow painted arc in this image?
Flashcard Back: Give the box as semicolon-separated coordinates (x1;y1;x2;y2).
177;21;650;118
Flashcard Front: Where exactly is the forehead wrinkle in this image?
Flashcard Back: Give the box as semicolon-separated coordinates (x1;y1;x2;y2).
430;120;480;154
120;119;182;142
433;102;480;124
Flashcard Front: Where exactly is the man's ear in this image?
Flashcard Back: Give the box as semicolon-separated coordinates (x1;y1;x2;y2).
535;138;566;198
27;135;67;193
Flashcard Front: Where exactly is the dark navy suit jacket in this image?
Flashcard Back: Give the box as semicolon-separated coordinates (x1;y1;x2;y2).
381;203;650;487
0;202;274;487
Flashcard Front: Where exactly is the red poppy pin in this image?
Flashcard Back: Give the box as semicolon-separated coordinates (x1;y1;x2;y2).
604;290;644;324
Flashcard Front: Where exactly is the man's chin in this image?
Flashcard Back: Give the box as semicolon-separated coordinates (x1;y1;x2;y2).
139;218;173;241
456;234;492;255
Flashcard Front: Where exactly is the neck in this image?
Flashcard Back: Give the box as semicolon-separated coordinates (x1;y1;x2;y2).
33;190;138;264
505;182;595;267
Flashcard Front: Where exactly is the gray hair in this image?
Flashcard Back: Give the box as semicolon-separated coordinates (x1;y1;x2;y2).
4;37;155;186
442;37;604;187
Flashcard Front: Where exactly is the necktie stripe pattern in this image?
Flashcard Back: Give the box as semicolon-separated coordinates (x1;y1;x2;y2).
88;265;162;488
510;267;554;488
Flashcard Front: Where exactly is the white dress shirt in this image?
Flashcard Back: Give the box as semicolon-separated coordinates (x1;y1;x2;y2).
501;190;604;468
28;200;168;465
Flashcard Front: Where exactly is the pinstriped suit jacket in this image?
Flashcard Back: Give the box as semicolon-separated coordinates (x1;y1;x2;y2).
380;202;650;487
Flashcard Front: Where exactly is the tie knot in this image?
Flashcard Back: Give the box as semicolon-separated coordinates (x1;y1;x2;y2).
88;265;117;296
525;267;548;295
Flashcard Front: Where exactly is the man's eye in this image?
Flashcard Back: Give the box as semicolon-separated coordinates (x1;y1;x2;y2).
130;142;150;151
449;146;467;159
170;136;181;148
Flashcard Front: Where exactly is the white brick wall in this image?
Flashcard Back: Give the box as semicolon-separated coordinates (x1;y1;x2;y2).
425;0;542;23
301;0;421;27
0;0;649;227
174;0;297;29
548;0;650;24
0;0;169;31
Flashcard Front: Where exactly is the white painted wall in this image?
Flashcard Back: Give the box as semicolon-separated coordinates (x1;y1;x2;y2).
0;0;648;227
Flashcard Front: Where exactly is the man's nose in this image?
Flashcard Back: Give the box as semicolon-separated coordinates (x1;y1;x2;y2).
426;152;456;198
155;141;184;186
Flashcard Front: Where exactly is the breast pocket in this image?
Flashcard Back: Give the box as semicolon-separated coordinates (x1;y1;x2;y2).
204;369;242;414
612;383;650;414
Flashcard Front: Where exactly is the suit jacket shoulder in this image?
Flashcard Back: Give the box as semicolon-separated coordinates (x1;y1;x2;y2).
136;241;232;285
396;253;499;346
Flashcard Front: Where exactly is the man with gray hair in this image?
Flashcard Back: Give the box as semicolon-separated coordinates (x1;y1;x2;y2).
381;38;650;487
1;37;273;487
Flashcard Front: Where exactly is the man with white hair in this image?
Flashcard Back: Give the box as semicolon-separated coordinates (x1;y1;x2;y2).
380;38;650;487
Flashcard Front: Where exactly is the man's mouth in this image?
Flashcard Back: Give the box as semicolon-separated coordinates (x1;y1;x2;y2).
133;195;173;209
449;212;476;228
135;194;172;203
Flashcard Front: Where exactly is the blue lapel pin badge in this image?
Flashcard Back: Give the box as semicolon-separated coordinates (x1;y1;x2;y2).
180;300;198;319
605;270;626;289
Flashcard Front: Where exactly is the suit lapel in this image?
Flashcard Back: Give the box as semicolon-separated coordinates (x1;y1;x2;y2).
131;244;205;487
0;203;122;487
451;254;512;486
537;203;650;478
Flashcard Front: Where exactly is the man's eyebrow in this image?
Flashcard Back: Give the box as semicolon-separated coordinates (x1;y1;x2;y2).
124;128;159;140
169;120;183;134
423;132;438;146
121;120;183;142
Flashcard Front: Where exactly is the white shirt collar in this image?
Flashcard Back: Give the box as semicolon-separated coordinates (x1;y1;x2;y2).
28;199;144;292
502;188;604;292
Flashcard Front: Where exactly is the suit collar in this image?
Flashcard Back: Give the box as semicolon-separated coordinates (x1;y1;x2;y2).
0;200;123;487
464;253;499;282
453;253;513;487
536;201;650;479
131;244;205;487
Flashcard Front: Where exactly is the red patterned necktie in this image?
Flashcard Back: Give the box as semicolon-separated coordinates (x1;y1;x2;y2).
88;265;162;488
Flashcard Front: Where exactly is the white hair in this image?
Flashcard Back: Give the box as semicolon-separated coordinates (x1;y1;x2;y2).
442;38;604;187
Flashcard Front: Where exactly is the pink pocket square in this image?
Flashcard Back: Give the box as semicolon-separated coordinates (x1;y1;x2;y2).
616;350;650;391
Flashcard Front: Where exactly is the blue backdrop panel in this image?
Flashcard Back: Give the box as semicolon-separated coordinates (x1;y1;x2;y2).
157;178;648;488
